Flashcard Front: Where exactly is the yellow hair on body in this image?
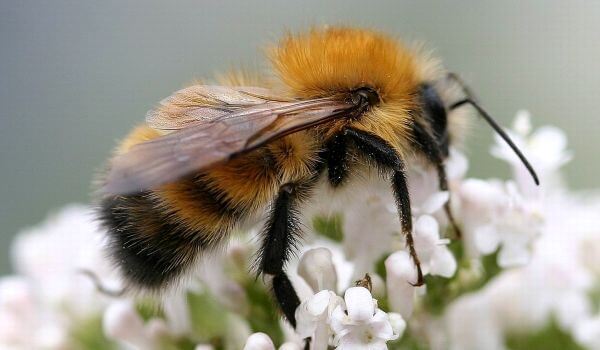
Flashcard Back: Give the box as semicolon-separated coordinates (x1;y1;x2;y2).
270;27;437;157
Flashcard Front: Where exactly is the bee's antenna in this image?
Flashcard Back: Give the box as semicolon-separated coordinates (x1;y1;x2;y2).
445;73;539;186
446;72;479;102
450;98;539;185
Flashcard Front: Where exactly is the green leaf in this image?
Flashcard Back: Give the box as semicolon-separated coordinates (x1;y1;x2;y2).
588;281;600;314
70;315;118;350
388;330;430;350
136;298;164;322
187;290;229;340
506;319;585;350
422;243;503;315
312;214;344;242
242;277;284;345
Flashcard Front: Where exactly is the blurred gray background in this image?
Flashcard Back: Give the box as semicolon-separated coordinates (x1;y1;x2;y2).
1;1;599;274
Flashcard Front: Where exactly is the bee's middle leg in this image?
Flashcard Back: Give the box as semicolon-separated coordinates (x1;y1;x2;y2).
257;181;312;328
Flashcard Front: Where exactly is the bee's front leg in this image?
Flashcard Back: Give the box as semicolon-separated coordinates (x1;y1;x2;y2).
344;128;424;286
324;133;349;187
411;119;462;238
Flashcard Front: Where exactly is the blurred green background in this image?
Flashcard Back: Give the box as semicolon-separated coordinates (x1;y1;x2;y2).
1;1;599;274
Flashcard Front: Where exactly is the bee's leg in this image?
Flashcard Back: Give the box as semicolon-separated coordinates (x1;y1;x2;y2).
257;182;307;328
411;121;462;238
344;128;424;286
324;133;349;187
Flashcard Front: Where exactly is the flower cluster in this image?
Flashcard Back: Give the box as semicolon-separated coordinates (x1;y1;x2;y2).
1;111;599;350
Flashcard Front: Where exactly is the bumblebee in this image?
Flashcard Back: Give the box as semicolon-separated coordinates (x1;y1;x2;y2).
98;27;538;327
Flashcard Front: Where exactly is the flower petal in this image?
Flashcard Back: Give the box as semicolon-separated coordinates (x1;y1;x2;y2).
279;343;302;350
344;287;375;322
388;312;407;338
473;224;501;255
330;305;351;334
368;340;389;350
414;215;440;263
385;251;417;318
102;300;149;348
369;310;395;339
308;290;333;316
498;242;530;268
297;248;338;292
243;332;275;350
420;192;449;215
446;148;469;180
513;110;532;136
429;247;457;278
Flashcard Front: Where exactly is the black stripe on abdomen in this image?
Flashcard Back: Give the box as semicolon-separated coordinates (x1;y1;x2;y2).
98;192;221;290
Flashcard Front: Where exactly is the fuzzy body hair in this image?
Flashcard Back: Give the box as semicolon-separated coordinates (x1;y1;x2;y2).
98;26;469;292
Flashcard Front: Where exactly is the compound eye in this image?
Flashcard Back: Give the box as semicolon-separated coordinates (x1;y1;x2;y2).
351;87;380;107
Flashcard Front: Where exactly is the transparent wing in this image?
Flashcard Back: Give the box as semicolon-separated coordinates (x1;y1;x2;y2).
103;87;356;194
146;85;293;130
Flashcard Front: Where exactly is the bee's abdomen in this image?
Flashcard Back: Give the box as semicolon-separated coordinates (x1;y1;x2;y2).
99;126;320;290
99;187;237;289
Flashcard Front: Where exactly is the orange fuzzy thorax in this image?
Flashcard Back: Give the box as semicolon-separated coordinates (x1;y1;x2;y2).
270;27;421;103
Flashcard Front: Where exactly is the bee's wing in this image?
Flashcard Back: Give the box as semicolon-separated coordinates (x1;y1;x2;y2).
103;86;356;194
145;85;293;130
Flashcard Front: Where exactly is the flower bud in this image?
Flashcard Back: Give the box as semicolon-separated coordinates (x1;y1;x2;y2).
385;251;418;318
243;332;275;350
297;248;337;292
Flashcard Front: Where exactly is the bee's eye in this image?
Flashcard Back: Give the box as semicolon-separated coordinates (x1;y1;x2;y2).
351;87;380;107
419;84;449;157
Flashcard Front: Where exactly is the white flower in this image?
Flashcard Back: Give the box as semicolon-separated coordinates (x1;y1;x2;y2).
413;215;457;278
384;251;419;319
243;332;276;350
407;148;468;220
491;111;572;194
11;205;119;315
383;191;456;320
574;316;600;350
0;276;69;349
1;205;119;349
194;345;215;350
103;300;155;349
443;292;504;350
295;290;342;349
445;148;469;182
162;289;193;336
197;237;251;314
330;287;400;349
341;174;398;280
279;342;303;350
458;178;542;267
387;313;407;338
298;248;338;292
3;108;600;350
